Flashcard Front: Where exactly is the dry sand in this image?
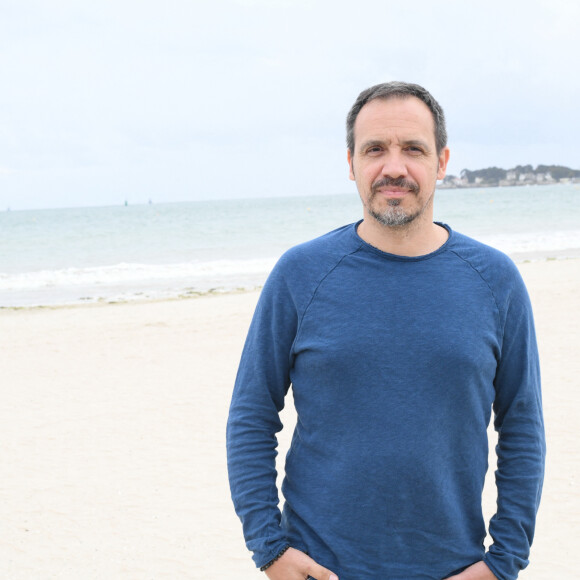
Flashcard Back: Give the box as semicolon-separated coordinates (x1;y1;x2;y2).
0;258;578;579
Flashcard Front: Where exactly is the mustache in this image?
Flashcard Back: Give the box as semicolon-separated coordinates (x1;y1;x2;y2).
371;177;419;195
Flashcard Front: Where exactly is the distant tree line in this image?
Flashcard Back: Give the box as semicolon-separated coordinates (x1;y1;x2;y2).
442;164;580;187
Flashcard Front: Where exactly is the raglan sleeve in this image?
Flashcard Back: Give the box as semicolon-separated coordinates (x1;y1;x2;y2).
226;255;299;569
483;267;546;580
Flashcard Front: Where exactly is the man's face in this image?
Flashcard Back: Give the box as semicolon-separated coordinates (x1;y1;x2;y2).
347;96;449;228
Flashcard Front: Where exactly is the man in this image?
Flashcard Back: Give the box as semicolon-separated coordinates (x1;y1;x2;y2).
227;82;545;580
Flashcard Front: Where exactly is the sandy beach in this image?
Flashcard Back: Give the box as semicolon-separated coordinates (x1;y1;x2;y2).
1;258;578;579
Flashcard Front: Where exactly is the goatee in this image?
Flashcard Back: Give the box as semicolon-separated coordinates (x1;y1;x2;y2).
369;177;421;227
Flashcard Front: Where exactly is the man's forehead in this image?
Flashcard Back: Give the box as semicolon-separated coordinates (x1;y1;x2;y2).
353;96;436;144
357;96;434;125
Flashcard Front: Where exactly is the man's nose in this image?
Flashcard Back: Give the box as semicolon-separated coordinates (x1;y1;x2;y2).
381;153;408;179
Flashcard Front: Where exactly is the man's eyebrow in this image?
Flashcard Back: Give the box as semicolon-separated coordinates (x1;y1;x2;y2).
358;138;432;152
358;139;388;151
401;139;431;150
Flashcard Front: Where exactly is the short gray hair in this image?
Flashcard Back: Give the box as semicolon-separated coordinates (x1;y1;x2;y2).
346;81;447;155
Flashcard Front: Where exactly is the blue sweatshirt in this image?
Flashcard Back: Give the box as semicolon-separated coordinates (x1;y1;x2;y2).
226;223;545;580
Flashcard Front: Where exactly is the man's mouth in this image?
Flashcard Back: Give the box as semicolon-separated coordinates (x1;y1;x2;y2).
372;177;419;196
375;187;409;197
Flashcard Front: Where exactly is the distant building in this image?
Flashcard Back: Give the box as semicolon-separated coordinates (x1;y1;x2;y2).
438;165;579;189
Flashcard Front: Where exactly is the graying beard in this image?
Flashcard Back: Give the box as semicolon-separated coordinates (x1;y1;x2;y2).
370;200;416;227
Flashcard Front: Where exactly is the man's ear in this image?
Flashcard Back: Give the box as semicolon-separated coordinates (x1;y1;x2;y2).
437;147;450;180
347;149;355;181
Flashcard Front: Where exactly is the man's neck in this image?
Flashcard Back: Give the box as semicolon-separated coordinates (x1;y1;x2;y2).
356;216;449;257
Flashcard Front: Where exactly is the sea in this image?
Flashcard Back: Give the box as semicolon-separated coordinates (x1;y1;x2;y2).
1;183;579;308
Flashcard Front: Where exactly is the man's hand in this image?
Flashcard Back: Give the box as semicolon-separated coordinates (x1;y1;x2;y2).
264;547;339;580
446;561;497;579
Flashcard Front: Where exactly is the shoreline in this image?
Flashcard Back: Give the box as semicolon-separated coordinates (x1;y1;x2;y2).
2;253;579;312
0;286;262;312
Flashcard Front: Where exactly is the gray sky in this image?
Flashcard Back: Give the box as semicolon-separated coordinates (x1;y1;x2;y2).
1;0;579;210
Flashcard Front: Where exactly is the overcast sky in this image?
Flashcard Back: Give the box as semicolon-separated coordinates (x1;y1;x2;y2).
1;0;579;210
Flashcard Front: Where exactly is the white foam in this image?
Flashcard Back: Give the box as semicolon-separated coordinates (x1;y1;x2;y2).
477;229;580;255
0;258;278;291
0;257;279;307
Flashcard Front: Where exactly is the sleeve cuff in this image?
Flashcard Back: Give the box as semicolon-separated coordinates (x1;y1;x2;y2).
259;545;291;571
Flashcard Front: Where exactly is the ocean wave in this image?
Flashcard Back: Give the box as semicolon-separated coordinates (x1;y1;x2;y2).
0;257;279;307
0;258;278;292
478;228;580;255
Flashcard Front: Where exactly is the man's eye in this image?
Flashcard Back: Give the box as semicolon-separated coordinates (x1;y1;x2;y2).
406;146;423;154
367;147;382;154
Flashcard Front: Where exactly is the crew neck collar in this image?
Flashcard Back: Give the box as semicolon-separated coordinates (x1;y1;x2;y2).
350;220;453;261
